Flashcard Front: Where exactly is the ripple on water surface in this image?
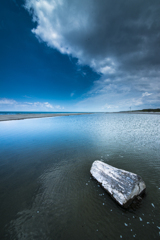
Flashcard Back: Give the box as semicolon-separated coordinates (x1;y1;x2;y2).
0;113;159;239
8;159;160;240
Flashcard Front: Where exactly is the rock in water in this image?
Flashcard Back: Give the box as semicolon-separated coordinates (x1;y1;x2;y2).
90;160;146;208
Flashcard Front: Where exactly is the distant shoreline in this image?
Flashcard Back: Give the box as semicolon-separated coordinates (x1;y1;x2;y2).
115;111;160;115
0;113;93;122
0;111;159;122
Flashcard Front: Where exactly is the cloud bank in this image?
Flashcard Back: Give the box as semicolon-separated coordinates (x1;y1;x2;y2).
0;98;64;111
25;0;160;111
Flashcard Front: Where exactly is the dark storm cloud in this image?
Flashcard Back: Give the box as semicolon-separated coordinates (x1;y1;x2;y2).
25;0;160;110
25;0;160;71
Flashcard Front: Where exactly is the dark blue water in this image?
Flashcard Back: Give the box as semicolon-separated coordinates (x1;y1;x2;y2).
0;113;160;239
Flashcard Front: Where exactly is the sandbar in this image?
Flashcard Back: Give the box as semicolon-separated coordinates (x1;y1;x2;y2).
0;113;93;122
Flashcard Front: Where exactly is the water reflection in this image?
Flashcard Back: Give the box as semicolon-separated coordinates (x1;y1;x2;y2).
0;114;160;239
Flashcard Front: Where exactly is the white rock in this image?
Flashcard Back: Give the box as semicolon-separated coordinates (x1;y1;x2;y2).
90;160;146;208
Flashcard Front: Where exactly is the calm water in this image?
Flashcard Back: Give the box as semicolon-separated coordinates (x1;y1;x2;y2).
0;113;160;240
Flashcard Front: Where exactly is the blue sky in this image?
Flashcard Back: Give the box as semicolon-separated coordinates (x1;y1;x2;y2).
0;0;160;112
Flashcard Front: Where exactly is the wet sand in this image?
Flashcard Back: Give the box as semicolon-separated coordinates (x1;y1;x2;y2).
0;113;93;121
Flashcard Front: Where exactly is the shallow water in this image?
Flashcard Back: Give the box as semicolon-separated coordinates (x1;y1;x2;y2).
0;113;160;239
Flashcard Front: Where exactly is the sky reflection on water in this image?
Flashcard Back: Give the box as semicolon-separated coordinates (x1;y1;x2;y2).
0;113;160;239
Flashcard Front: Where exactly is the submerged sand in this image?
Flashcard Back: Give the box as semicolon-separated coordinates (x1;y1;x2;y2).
0;113;93;122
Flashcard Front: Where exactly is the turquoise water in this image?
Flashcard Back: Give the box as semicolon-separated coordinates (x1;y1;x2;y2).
0;113;160;239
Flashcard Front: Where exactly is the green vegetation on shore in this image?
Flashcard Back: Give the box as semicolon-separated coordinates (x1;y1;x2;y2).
136;108;160;112
118;108;160;113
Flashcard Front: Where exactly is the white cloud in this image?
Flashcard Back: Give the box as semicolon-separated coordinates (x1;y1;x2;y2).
102;104;119;110
55;105;64;110
24;0;160;111
44;102;54;108
75;72;159;111
142;92;152;97
0;98;17;105
0;98;65;111
33;101;54;109
24;0;119;74
130;98;143;106
100;66;115;74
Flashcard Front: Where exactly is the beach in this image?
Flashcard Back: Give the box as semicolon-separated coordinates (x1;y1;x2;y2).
0;112;93;121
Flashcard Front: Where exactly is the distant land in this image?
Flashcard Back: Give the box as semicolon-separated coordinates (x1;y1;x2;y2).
118;108;160;113
136;108;160;112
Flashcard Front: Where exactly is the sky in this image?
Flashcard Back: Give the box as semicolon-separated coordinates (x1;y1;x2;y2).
0;0;160;112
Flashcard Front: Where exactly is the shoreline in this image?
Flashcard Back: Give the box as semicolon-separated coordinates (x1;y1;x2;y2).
0;113;93;122
115;111;160;115
0;111;159;122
